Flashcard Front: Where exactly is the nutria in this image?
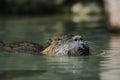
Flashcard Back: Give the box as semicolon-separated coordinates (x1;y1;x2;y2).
42;35;90;56
0;41;44;55
0;35;90;56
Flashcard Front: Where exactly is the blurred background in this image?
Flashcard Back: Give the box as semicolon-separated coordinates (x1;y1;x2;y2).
0;0;107;44
0;0;120;80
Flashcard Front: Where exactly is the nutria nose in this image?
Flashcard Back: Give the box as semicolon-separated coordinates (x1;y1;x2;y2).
74;38;83;41
73;36;83;41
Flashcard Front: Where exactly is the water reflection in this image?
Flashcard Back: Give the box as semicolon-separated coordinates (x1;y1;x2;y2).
0;56;102;80
0;70;46;80
100;35;120;80
42;55;105;80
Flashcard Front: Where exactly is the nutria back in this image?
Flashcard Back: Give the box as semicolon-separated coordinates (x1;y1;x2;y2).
4;41;44;54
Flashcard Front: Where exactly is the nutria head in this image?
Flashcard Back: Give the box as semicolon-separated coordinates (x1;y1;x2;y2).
42;35;90;56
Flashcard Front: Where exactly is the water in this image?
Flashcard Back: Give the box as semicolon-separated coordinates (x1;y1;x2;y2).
0;16;120;80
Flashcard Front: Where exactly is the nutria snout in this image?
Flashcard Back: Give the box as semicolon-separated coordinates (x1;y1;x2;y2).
42;35;90;56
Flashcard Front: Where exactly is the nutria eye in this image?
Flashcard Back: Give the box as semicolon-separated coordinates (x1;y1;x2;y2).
79;38;83;40
57;38;62;40
74;38;78;41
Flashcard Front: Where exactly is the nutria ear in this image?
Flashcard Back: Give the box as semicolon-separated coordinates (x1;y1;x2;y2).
47;39;52;45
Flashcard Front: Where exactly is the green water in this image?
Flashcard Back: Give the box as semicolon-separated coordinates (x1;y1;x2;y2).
0;16;120;80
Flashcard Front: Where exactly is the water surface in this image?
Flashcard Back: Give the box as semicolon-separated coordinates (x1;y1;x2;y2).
0;16;120;80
